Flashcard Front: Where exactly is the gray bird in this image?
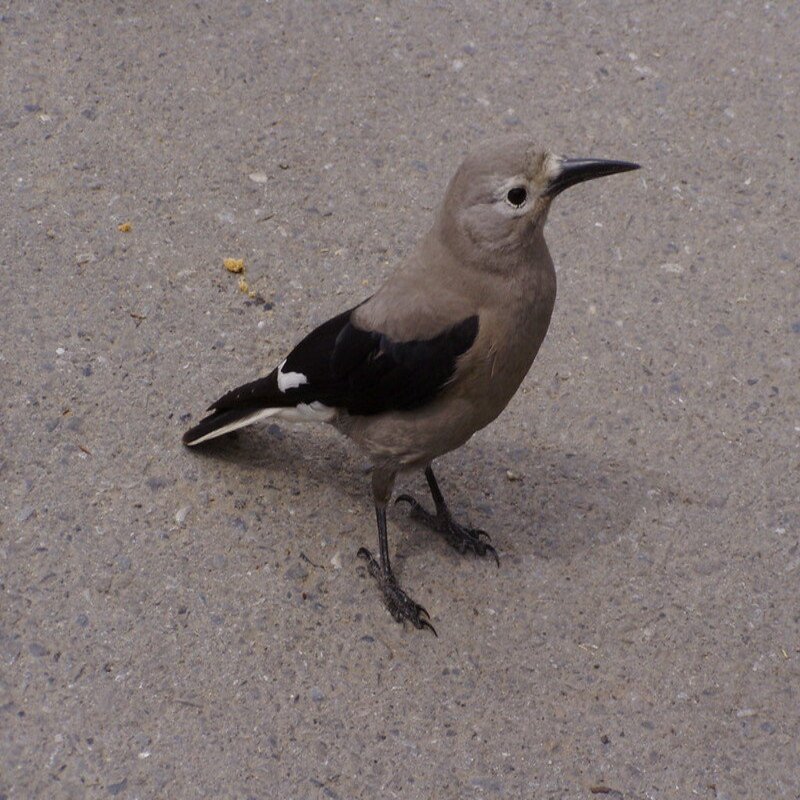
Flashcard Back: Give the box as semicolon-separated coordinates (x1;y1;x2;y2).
183;135;639;634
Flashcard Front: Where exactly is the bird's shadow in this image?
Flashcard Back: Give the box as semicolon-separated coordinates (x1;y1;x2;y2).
443;438;651;562
187;424;651;564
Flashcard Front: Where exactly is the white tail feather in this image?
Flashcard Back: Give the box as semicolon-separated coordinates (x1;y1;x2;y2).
186;402;336;446
185;407;283;446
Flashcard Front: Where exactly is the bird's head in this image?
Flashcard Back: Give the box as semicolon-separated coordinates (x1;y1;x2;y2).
438;135;639;264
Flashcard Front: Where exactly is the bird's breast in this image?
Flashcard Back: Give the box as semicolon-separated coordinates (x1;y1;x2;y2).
459;261;557;427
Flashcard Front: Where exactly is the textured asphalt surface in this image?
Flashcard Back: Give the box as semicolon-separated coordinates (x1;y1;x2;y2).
2;2;799;798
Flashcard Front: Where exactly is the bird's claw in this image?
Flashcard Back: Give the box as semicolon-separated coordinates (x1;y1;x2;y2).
357;547;437;636
394;493;436;524
418;617;437;635
451;528;499;567
468;535;500;568
396;494;500;567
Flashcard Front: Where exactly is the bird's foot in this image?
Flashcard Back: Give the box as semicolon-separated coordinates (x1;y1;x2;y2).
395;495;499;566
357;548;437;636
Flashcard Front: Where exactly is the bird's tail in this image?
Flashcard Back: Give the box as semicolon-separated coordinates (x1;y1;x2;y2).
182;406;284;446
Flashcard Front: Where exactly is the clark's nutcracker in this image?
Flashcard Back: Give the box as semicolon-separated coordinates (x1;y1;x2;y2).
183;135;639;634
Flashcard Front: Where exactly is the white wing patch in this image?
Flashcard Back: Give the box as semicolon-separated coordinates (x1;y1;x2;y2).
277;359;309;392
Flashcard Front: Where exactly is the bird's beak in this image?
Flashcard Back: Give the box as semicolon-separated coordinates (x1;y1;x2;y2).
545;157;640;198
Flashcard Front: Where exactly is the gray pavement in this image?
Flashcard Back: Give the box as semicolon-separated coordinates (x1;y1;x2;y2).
2;2;799;798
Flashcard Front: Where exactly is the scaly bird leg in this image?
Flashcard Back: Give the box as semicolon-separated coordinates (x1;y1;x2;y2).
358;469;436;635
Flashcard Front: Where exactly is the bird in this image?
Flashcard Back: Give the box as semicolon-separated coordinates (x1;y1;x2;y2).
182;135;639;634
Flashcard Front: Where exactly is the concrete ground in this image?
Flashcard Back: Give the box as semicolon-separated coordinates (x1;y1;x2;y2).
2;2;798;798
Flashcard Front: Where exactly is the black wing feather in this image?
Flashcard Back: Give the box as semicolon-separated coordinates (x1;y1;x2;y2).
210;307;354;413
204;305;478;418
336;317;479;414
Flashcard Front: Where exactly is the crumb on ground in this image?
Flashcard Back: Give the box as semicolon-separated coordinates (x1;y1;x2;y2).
224;258;245;273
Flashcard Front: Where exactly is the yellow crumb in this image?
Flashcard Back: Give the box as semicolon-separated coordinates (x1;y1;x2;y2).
248;290;257;299
117;222;132;232
224;258;245;274
238;277;250;293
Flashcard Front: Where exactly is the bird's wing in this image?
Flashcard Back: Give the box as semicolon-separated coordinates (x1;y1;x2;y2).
329;311;479;415
211;304;479;417
208;306;354;413
182;301;479;445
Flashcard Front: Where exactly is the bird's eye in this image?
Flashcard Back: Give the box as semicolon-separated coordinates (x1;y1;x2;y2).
506;187;527;206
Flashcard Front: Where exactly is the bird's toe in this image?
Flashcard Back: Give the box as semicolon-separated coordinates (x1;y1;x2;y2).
382;581;435;633
446;521;500;567
395;494;439;528
362;569;437;636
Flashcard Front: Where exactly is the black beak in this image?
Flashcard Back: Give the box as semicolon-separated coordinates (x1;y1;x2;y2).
546;157;640;198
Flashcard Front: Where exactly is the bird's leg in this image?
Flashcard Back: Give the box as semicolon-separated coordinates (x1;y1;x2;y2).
396;465;499;566
358;469;436;635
